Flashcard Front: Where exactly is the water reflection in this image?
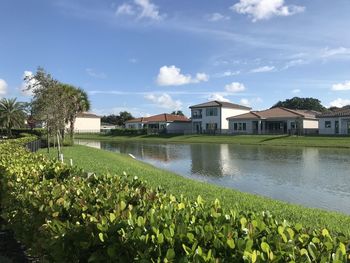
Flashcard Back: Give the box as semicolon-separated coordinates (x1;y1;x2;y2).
75;140;350;214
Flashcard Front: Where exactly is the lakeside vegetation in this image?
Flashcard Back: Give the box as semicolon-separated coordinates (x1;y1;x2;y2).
75;133;350;148
0;140;348;261
40;145;350;234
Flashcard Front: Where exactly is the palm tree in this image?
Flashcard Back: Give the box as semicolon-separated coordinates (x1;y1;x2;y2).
0;98;26;137
61;84;90;140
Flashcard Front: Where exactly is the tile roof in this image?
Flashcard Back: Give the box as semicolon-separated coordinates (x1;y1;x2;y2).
317;108;350;118
227;107;318;120
125;117;148;123
189;100;251;110
126;114;190;123
76;112;100;118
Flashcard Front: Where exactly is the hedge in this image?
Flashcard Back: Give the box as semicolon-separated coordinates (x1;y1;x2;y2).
0;140;349;262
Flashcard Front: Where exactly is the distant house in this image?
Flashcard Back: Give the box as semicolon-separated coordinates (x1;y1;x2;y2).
125;113;191;134
125;117;148;129
318;108;350;135
73;112;101;133
189;100;251;133
227;107;319;134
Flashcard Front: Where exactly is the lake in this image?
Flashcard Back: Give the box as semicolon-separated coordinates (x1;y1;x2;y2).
76;140;350;214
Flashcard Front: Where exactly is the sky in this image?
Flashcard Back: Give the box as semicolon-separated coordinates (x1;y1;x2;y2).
1;0;350;117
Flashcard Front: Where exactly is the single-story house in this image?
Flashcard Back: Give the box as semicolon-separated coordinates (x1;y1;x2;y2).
318;108;350;135
73;112;101;133
189;100;251;133
227;107;319;134
125;117;148;129
125;113;191;134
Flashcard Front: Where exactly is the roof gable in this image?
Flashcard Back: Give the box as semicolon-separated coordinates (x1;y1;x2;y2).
126;114;190;123
227;107;317;120
190;100;251;110
76;112;100;118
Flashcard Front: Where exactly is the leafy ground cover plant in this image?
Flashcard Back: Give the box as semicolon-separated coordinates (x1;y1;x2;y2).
0;139;349;262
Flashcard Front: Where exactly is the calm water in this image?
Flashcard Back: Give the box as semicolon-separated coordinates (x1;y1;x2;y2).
76;140;350;214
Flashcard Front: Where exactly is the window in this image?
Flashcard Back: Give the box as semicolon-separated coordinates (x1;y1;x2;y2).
192;109;202;119
233;122;246;131
325;121;331;128
291;122;296;129
206;107;218;116
206;123;218;130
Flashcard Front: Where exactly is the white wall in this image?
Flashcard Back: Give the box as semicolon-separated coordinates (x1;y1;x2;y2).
319;118;335;135
191;107;250;131
221;108;250;130
303;119;319;129
74;117;101;133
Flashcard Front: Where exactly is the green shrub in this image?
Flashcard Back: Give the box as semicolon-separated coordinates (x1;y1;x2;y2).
0;142;349;262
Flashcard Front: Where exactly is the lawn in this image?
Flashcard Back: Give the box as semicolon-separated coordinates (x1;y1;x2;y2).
40;145;350;235
75;133;350;148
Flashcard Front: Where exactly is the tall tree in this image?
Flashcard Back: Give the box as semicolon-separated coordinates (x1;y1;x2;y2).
0;98;26;137
102;111;133;126
271;97;326;112
25;68;67;155
171;110;184;116
118;111;133;126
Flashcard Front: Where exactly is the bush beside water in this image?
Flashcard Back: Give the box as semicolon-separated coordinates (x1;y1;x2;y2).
0;139;349;262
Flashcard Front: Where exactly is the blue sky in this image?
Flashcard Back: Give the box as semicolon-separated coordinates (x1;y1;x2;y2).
1;0;350;117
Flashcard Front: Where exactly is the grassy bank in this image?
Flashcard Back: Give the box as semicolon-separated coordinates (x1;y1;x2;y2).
75;133;350;148
40;145;350;234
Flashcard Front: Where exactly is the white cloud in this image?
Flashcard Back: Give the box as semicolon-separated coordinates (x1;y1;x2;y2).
240;97;262;106
232;0;305;22
93;106;150;118
116;0;164;20
0;79;8;96
145;93;182;110
86;68;107;79
156;65;209;86
250;65;275;73
329;98;350;108
322;47;350;58
332;81;350;91
207;12;230;22
282;59;307;70
225;82;246;93
292;89;301;94
208;93;230;102
116;3;135;15
215;70;241;78
195;73;209;82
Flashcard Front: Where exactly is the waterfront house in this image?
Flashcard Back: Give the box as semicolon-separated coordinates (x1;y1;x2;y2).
125;113;191;134
73;112;101;133
189;100;251;133
125;117;148;129
227;107;319;134
318;108;350;135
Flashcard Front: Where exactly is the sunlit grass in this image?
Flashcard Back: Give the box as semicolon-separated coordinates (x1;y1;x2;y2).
40;145;350;235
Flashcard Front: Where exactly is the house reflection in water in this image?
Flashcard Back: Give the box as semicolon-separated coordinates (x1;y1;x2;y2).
100;141;182;162
190;144;242;177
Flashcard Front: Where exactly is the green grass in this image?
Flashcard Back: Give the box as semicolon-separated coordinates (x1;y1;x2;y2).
40;145;350;235
75;133;350;148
